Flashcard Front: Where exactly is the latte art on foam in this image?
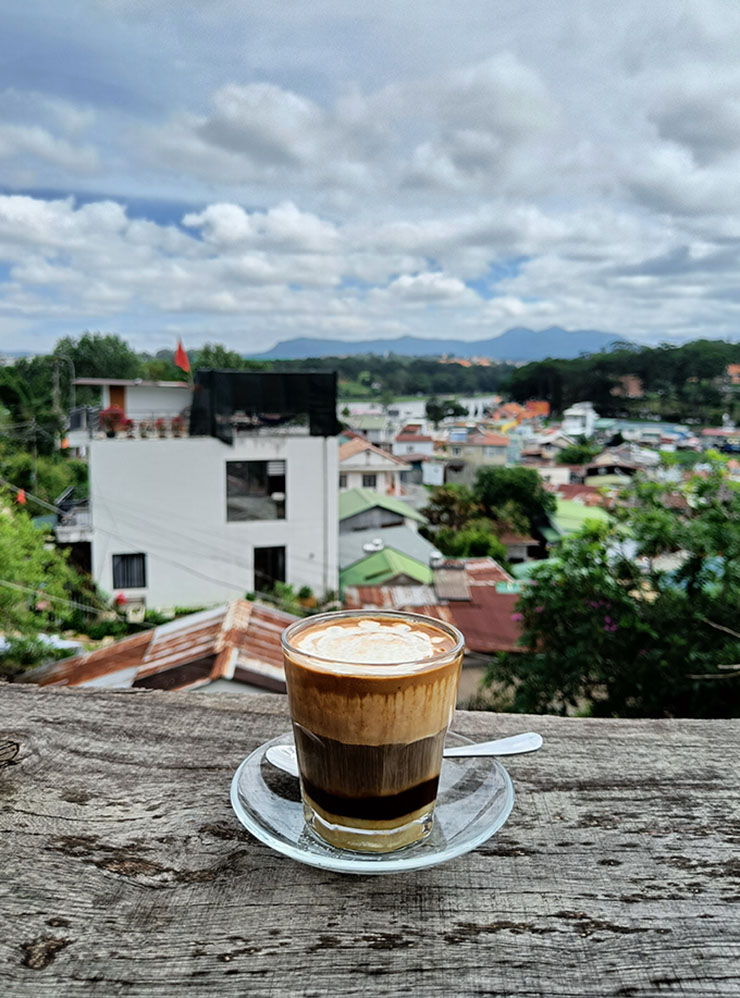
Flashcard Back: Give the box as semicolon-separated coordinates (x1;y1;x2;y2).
293;618;447;665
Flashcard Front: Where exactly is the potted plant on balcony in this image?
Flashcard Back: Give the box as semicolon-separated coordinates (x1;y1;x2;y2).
123;418;136;438
155;417;168;438
100;405;125;438
138;419;153;438
170;414;185;437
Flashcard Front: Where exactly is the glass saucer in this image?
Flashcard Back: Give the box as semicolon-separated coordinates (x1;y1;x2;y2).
230;730;515;875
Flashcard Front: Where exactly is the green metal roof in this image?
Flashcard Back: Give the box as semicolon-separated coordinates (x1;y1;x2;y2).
339;548;433;588
338;487;427;524
511;559;545;578
584;473;631;487
346;414;387;430
539;526;561;543
550;498;610;537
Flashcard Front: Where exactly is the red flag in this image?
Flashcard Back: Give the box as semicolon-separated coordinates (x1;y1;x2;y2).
174;339;190;373
16;489;26;505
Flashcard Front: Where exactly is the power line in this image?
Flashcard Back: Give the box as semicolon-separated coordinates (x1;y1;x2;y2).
0;477;317;617
0;578;105;617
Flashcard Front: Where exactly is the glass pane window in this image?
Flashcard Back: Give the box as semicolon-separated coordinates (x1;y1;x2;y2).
362;473;377;488
254;545;286;593
112;553;146;589
227;460;286;521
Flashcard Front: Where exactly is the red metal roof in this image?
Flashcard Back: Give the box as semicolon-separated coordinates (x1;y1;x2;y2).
343;558;523;653
339;438;408;464
462;557;514;584
22;601;297;692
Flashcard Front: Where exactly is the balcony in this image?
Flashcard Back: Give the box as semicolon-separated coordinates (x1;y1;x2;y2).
67;406;190;442
55;497;93;544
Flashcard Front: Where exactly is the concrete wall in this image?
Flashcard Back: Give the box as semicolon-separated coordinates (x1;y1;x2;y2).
422;463;445;486
340;469;400;494
89;434;338;609
392;440;435;456
102;384;191;419
536;465;572;486
340;507;418;533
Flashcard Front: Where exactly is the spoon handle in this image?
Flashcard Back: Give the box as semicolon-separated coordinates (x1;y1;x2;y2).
443;732;543;757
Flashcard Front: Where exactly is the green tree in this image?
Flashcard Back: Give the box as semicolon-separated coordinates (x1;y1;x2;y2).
420;484;481;530
432;519;509;563
485;466;740;718
473;466;556;531
0;503;96;675
53;333;142;406
426;397;468;427
193;343;269;371
194;343;247;370
54;332;142;380
139;353;181;381
0;446;88;505
557;442;600;464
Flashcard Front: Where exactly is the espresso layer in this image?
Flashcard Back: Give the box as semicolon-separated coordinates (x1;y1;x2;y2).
293;725;445;821
301;774;439;822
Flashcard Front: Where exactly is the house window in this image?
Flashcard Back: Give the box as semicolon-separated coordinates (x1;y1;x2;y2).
339;473;347;488
112;553;146;589
362;473;377;488
254;546;286;593
226;460;286;521
451;447;461;456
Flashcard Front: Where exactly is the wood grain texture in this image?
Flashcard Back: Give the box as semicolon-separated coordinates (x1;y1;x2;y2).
1;684;739;998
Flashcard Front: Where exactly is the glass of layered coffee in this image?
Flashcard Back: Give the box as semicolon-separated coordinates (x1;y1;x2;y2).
281;610;464;853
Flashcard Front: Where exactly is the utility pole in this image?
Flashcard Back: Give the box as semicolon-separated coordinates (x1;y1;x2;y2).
30;420;38;491
52;360;62;450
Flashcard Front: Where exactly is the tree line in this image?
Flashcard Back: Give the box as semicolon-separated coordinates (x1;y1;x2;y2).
506;338;740;423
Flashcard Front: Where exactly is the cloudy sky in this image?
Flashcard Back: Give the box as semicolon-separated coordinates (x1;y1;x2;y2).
2;0;740;355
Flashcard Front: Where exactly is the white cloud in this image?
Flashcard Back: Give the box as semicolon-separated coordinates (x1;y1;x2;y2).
183;201;341;252
379;272;478;305
3;2;740;350
0;124;98;173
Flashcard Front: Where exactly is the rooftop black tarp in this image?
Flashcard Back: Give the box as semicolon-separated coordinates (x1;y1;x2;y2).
189;369;341;444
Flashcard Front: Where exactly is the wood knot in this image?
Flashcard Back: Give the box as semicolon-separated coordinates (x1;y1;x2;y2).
21;937;72;970
0;740;20;768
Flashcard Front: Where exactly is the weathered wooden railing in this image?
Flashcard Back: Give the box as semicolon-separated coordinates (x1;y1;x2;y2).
1;684;738;997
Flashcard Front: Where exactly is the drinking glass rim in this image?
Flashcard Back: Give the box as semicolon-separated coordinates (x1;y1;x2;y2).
281;609;465;668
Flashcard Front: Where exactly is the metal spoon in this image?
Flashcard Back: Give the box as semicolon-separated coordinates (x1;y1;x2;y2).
266;731;543;778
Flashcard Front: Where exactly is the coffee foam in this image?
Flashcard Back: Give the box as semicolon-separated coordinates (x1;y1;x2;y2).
291;618;450;669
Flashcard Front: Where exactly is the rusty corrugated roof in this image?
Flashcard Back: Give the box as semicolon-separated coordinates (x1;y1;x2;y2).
22;600;298;692
342;557;523;654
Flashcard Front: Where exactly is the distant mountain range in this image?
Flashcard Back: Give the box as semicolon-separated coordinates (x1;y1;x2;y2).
252;327;625;362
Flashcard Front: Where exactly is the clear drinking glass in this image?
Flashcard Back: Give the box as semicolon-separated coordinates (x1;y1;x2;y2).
281;609;465;853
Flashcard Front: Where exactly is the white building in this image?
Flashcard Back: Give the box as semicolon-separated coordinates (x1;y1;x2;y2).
338;437;409;495
562;402;599;438
392;427;436;456
61;371;340;611
82;433;337;610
